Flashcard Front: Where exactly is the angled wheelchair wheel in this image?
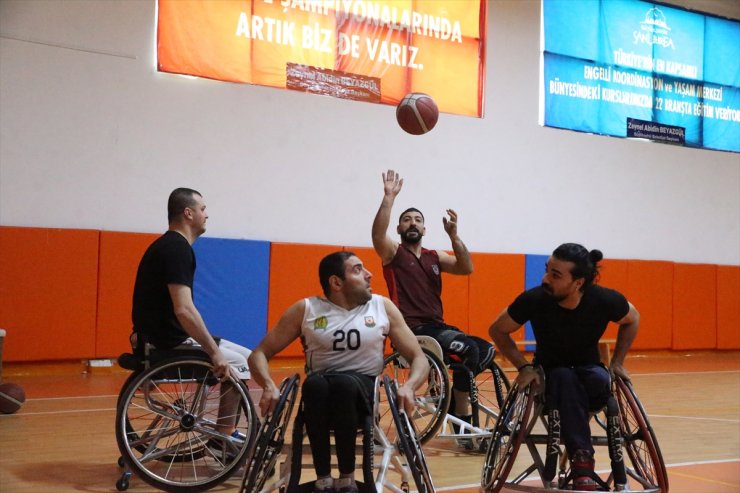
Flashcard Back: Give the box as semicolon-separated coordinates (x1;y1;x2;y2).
615;377;669;492
481;384;534;493
116;356;258;493
383;375;435;493
241;374;300;493
380;348;450;444
475;360;511;432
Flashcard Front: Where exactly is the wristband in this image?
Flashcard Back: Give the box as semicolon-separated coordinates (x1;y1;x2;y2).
517;363;534;371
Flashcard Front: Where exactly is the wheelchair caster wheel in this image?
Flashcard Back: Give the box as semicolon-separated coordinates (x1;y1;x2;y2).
116;471;132;491
117;456;125;468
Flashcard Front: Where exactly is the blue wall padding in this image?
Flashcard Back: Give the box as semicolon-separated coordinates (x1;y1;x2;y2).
524;254;548;351
193;237;270;350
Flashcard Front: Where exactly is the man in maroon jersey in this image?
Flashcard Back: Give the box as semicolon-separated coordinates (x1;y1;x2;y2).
371;169;494;445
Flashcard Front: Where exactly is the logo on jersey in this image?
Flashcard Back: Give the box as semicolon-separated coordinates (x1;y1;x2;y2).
432;265;440;275
364;316;376;327
313;316;328;330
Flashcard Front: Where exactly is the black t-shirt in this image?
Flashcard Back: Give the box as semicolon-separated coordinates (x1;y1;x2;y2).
507;285;629;369
132;231;195;349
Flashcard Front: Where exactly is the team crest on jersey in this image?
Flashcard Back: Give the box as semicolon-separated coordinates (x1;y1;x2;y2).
313;316;328;330
364;316;376;327
432;265;440;275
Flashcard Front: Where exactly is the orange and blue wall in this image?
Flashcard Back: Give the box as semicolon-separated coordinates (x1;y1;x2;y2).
1;226;737;362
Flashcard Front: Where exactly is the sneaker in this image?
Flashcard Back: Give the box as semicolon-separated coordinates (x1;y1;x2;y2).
207;430;245;461
571;449;598;491
314;476;335;493
334;477;358;493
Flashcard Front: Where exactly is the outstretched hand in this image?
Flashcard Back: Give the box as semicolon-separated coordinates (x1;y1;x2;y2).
382;169;403;198
442;209;459;237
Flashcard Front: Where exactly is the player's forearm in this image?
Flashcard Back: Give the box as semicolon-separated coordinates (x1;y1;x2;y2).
490;328;528;370
372;195;395;242
174;306;219;356
404;353;431;391
449;236;473;274
611;320;638;367
247;349;277;392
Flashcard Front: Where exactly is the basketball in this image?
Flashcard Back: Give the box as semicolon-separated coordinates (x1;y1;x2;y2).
0;382;26;414
396;93;439;135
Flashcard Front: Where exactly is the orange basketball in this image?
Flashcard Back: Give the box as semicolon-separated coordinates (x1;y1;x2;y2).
0;382;26;414
396;93;439;135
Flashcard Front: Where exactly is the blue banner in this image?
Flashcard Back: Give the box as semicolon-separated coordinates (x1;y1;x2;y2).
542;0;740;152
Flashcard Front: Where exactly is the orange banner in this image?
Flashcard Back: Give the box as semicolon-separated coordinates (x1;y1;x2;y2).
157;0;486;116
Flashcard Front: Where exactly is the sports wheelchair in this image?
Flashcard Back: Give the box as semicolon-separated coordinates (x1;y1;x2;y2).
481;370;668;492
379;336;511;450
114;340;259;492
240;374;434;493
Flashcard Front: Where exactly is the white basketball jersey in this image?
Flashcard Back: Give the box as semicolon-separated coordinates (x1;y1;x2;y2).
301;294;390;376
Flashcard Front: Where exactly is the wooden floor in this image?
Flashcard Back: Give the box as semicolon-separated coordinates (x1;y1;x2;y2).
0;350;738;493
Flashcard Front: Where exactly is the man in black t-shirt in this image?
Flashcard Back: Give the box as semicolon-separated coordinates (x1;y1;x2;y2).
489;243;639;491
131;187;252;448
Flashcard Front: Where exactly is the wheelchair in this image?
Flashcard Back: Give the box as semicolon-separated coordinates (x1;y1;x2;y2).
114;340;259;492
379;335;511;450
240;373;434;493
481;370;668;492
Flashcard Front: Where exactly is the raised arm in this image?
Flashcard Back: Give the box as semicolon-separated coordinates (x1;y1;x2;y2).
384;298;430;413
248;300;305;415
609;302;639;381
489;308;540;388
437;209;474;275
169;284;230;379
371;169;402;265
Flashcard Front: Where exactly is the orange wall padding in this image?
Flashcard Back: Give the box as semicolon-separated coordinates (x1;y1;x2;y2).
96;231;159;358
599;259;629;341
0;227;99;361
267;243;342;357
672;263;717;350
717;265;740;349
626;260;674;350
468;253;525;341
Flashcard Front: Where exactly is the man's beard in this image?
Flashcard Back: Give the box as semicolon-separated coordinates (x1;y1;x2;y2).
400;228;422;244
541;283;566;302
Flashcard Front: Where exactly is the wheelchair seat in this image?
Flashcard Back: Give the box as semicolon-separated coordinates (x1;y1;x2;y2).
481;371;668;493
114;343;258;493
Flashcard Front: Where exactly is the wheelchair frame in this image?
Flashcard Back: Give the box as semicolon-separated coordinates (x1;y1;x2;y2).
481;373;668;493
240;374;434;493
380;335;511;450
114;347;259;493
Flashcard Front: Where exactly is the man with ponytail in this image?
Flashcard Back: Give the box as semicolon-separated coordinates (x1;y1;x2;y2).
489;243;639;491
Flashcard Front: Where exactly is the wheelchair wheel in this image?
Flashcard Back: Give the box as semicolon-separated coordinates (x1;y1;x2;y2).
383;376;435;493
475;360;511;431
380;348;450;444
481;384;534;493
241;374;300;493
615;377;669;492
116;356;258;493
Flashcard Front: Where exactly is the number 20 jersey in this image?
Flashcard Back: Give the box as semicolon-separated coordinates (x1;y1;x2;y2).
301;294;390;376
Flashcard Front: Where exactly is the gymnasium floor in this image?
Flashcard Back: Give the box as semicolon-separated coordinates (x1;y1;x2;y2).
0;350;737;493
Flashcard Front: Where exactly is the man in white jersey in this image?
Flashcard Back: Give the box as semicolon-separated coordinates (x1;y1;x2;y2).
249;251;429;493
